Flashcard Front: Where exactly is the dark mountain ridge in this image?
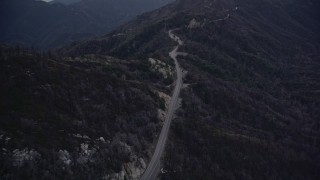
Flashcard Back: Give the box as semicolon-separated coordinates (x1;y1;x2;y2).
0;0;173;49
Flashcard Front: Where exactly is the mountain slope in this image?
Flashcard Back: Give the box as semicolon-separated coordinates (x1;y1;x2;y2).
0;45;175;179
0;0;173;49
62;0;320;179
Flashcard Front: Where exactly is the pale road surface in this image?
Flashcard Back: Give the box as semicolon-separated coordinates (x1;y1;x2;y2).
140;29;183;180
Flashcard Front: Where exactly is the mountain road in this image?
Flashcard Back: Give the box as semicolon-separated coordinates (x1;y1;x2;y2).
140;29;183;180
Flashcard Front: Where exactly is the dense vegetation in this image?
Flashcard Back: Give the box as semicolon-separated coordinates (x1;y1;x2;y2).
0;46;170;179
61;0;320;179
1;0;319;179
161;0;320;179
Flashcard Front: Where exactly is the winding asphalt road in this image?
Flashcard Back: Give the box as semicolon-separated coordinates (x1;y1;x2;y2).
140;29;183;180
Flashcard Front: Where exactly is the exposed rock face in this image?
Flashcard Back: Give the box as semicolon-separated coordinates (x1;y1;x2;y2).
77;143;97;164
12;148;41;167
103;143;147;180
149;58;174;79
187;18;202;29
58;150;71;166
123;156;147;179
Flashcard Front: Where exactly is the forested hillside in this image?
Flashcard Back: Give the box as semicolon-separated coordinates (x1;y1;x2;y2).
61;0;320;179
0;45;173;179
1;0;319;179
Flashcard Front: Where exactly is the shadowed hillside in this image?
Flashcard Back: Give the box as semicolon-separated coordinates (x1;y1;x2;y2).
61;0;320;179
0;45;174;179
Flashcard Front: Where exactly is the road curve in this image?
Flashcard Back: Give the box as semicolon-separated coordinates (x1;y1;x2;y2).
140;30;183;180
